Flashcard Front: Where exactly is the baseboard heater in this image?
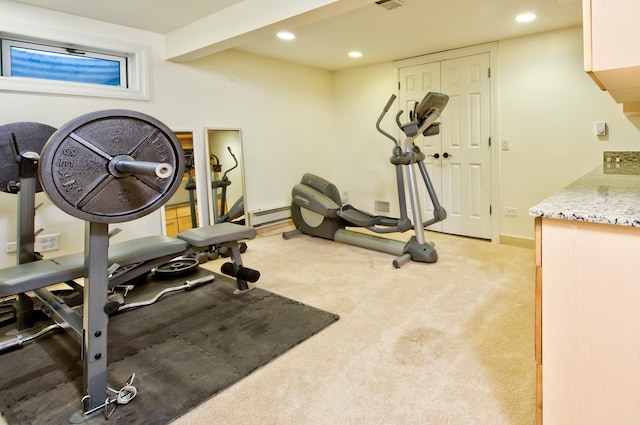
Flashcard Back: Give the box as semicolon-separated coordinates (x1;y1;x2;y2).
248;206;291;228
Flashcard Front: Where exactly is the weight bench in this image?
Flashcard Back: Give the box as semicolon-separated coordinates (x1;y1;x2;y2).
0;236;184;299
0;222;259;303
0;111;264;421
178;222;259;292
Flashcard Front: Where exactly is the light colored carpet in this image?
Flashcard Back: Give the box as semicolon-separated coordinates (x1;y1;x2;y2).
172;225;536;425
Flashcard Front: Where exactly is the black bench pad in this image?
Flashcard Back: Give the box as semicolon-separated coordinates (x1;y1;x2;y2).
178;223;256;247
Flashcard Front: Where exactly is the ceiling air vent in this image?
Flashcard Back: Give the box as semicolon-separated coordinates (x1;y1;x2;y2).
375;0;405;11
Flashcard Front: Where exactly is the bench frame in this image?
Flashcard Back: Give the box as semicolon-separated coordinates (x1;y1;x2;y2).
1;221;258;422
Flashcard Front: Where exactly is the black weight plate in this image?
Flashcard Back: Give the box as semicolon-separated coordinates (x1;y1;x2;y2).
152;257;199;280
39;110;184;223
0;122;56;194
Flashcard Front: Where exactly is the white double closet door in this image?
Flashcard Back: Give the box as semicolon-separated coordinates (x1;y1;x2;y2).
398;52;492;240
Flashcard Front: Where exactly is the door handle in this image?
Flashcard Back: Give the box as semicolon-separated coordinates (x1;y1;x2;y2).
443;152;452;158
428;153;440;159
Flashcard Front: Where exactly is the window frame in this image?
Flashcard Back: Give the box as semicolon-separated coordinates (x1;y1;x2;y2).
0;32;149;100
2;38;128;88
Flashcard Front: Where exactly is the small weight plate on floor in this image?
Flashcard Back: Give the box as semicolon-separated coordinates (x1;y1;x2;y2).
39;110;184;223
153;257;199;280
0;122;56;194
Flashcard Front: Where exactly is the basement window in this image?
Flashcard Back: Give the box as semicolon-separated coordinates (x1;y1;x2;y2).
0;35;148;100
3;39;126;86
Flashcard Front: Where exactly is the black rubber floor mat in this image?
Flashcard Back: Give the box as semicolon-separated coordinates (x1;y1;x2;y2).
0;270;339;424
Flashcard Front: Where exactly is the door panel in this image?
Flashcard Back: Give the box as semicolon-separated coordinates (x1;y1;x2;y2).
398;52;492;239
440;53;491;239
398;61;444;231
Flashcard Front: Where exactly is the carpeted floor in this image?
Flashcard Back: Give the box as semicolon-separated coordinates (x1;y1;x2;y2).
174;224;537;425
0;268;339;424
0;224;536;425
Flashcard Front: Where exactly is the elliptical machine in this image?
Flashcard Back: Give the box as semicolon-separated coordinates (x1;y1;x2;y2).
283;91;448;268
211;147;245;224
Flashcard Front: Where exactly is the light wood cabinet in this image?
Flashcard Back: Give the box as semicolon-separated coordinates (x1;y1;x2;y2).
535;217;640;424
534;218;542;424
164;204;198;237
583;0;640;110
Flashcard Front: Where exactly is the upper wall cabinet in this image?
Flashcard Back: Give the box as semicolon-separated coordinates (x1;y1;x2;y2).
583;0;640;112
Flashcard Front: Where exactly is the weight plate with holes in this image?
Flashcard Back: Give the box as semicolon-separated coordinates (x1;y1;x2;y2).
38;110;184;223
152;257;199;280
0;122;57;194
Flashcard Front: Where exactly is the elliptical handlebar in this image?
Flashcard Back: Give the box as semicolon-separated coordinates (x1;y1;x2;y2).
395;110;404;130
382;94;397;112
376;91;450;143
376;94;399;145
221;146;239;181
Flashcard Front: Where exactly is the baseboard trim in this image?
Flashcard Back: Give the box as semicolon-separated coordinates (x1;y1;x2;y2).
500;235;534;249
256;220;295;237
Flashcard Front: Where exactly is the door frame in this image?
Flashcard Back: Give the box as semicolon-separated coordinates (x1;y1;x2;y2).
394;42;500;243
161;127;209;233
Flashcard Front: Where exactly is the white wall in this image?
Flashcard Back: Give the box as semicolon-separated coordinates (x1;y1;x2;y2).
332;62;399;212
186;51;336;211
332;26;640;241
2;3;639;271
498;26;640;239
0;2;335;268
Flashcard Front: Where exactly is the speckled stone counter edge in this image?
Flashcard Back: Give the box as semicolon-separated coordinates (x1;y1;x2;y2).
529;165;640;227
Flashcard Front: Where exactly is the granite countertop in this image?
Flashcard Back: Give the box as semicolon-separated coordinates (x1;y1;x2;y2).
529;165;640;227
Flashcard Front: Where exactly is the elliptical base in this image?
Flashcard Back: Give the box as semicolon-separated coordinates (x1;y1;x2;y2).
334;230;437;268
291;203;343;240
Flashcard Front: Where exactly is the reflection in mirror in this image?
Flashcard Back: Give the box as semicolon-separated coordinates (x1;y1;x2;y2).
164;131;198;237
207;129;245;224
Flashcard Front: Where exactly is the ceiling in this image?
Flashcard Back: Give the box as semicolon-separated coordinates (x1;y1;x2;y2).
9;0;583;71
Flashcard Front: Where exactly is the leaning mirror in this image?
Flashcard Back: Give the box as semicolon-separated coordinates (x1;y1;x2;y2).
206;129;245;225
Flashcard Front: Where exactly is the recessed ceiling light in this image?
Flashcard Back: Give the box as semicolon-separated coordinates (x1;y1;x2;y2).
515;12;536;23
277;32;295;41
348;51;363;58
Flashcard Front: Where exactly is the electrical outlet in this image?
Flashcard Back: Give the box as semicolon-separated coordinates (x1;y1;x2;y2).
501;138;510;151
6;242;17;253
36;233;60;252
505;207;518;217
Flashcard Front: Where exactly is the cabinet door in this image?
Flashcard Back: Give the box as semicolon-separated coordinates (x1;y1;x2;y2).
541;219;640;425
584;0;640;103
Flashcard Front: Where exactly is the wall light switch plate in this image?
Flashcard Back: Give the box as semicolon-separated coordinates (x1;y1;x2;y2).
501;138;510;151
596;121;607;136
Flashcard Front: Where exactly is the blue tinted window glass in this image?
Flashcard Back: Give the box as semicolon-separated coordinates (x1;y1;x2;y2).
10;46;121;86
